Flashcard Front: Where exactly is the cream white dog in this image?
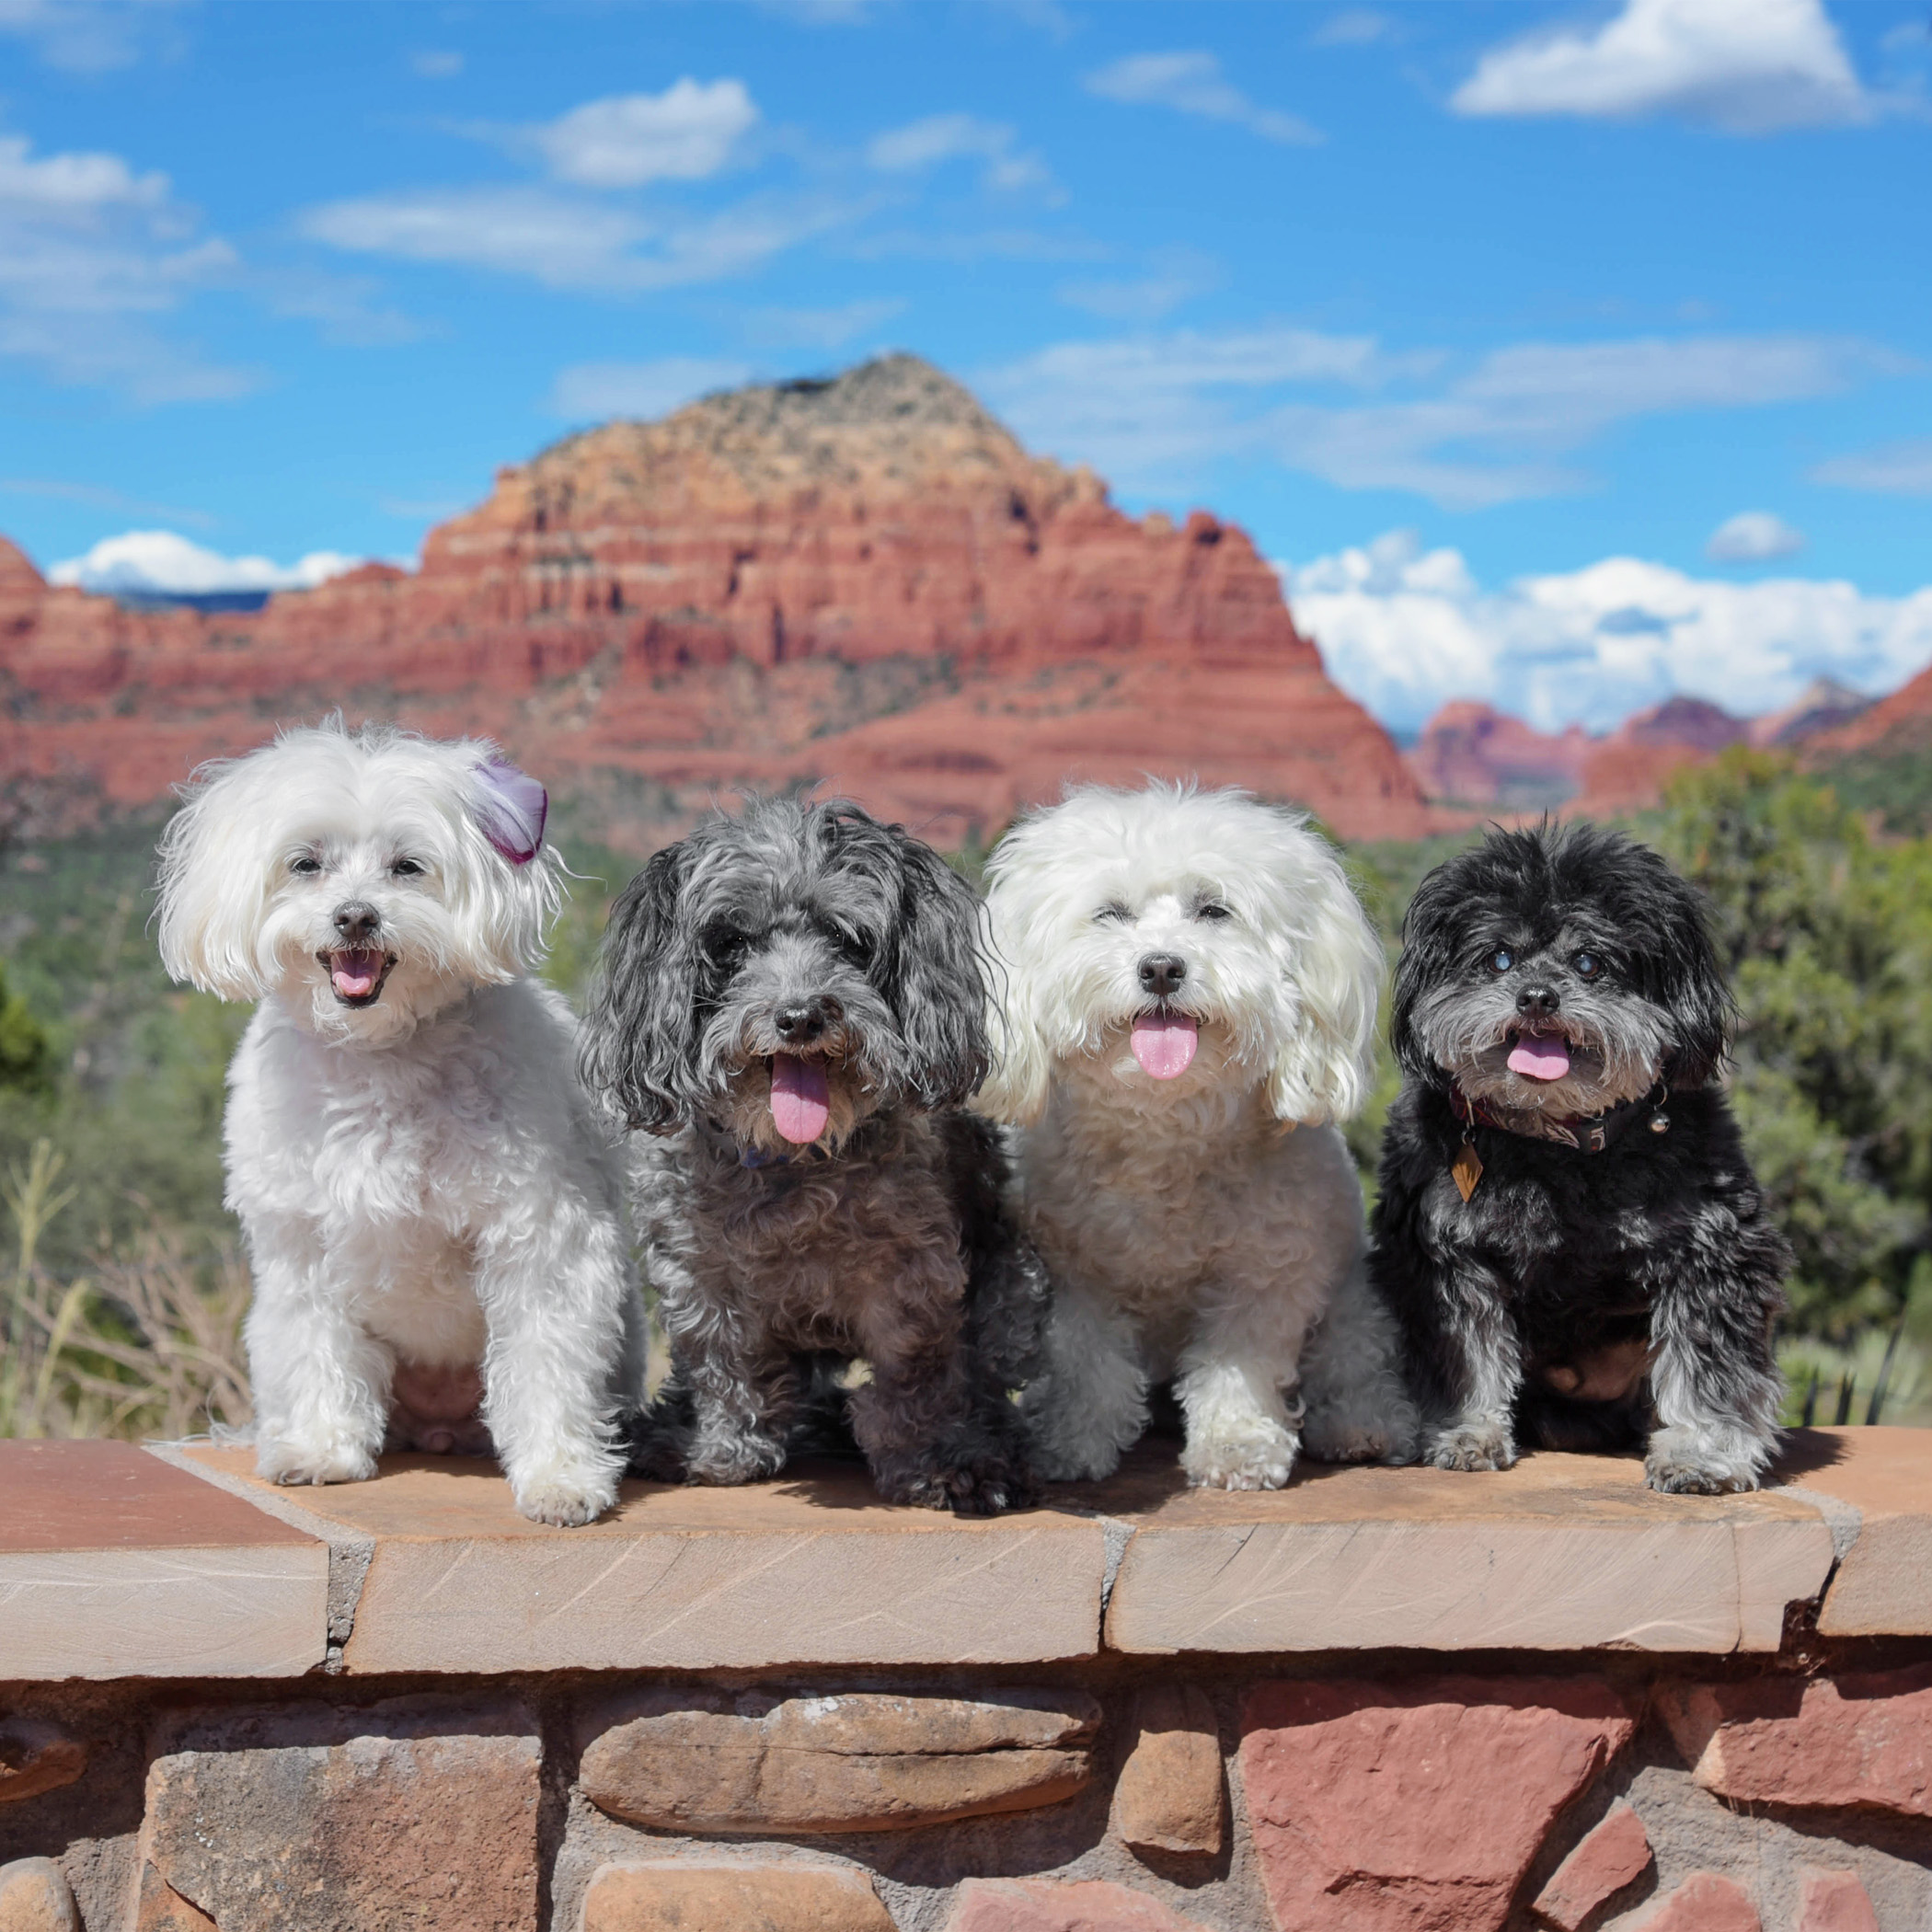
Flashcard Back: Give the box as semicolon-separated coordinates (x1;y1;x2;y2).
977;782;1417;1489
157;721;643;1526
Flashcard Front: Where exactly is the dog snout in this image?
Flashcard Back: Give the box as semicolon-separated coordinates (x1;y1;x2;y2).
774;994;844;1046
1515;982;1560;1020
1137;952;1188;999
332;901;383;945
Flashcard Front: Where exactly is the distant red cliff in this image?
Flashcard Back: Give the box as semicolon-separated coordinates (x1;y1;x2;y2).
0;355;1437;851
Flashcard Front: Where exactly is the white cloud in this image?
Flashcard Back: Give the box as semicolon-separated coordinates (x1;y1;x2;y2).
1812;437;1932;495
299;185;856;294
0;0;183;73
411;49;464;79
1453;0;1874;134
1084;52;1323;145
984;325;1893;508
1707;510;1805;561
0;128;255;400
535;79;758;189
1285;529;1932;732
1312;10;1396;47
549;355;754;421
865;113;1052;193
50;530;362;597
1056;247;1220;323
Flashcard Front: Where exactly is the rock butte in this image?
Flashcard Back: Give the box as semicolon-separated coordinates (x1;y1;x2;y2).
0;355;1435;850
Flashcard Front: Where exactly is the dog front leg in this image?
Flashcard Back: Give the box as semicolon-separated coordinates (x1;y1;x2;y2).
1017;1279;1148;1483
246;1219;388;1488
1642;1232;1786;1494
475;1205;630;1527
1174;1285;1314;1490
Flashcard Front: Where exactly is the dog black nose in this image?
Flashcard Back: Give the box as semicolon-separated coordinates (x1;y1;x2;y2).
1138;953;1187;998
1516;983;1560;1019
332;902;382;944
775;995;844;1044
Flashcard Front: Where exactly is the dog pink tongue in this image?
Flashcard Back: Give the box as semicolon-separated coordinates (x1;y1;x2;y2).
1508;1031;1572;1081
1131;1012;1199;1079
770;1053;831;1144
330;949;384;999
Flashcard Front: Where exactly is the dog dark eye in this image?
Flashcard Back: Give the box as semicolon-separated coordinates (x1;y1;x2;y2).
1193;902;1232;922
289;855;322;877
1488;947;1514;973
1095;901;1133;923
390;857;424;879
1572;950;1602;979
704;923;749;961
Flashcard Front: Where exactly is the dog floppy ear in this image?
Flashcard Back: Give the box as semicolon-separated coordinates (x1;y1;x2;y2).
1654;865;1734;1090
880;828;991;1111
1264;844;1386;1126
155;754;278;1001
579;838;699;1132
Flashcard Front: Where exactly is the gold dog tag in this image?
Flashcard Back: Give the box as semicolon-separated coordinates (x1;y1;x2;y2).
1452;1142;1483;1202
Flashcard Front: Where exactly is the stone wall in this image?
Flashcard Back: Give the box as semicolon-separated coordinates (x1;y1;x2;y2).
1;1430;1927;1931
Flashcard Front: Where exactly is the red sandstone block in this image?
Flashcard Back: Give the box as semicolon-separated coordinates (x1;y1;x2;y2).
947;1879;1212;1931
1798;1868;1880;1932
1239;1678;1635;1932
1660;1668;1932;1818
1630;1872;1760;1931
1532;1801;1651;1929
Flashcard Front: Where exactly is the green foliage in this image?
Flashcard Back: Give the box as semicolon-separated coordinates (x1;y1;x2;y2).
0;962;51;1098
1812;745;1932;837
1654;750;1932;1339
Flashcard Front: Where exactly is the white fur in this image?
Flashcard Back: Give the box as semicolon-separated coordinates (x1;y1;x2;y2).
157;722;642;1526
978;782;1417;1489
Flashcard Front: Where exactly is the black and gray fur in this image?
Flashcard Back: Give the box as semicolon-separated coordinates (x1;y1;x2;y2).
579;796;1042;1514
1369;822;1788;1493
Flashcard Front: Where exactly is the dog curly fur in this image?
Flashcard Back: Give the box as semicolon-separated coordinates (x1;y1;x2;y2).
579;797;1043;1515
155;722;643;1527
1370;821;1788;1494
976;783;1418;1490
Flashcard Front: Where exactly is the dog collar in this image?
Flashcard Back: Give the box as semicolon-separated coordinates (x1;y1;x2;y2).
1447;1083;1670;1202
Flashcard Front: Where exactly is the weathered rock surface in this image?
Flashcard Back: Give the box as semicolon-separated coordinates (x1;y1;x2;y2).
946;1877;1213;1931
1238;1677;1635;1932
1531;1800;1651;1929
1111;1685;1224;1857
131;1866;216;1932
0;1858;77;1932
1797;1867;1881;1932
580;1860;895;1932
1660;1669;1932;1818
578;1686;1098;1833
1629;1871;1760;1931
137;1700;540;1931
0;1729;85;1808
0;356;1436;846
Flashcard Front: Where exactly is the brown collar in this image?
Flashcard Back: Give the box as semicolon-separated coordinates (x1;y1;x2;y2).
1449;1082;1670;1155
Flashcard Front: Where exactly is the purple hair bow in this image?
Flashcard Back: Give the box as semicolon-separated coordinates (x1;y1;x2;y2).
474;759;548;866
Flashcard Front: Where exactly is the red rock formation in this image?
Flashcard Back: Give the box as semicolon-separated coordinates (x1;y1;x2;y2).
0;357;1436;848
1406;702;1593;807
1807;660;1932;762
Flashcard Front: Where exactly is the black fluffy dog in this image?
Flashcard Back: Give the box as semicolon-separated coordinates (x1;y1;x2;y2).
579;797;1042;1514
1368;822;1788;1493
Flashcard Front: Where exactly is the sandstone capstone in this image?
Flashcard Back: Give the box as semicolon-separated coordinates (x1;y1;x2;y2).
1239;1677;1636;1932
579;1687;1098;1833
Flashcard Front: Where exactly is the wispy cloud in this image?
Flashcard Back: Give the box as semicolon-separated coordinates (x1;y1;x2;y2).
532;80;759;188
1312;10;1397;48
985;325;1903;509
0;0;186;73
0;128;259;401
0;475;215;528
1057;247;1220;324
1812;437;1932;495
866;112;1054;194
1289;528;1932;732
1707;510;1805;562
1084;52;1322;145
1453;0;1878;134
740;297;903;350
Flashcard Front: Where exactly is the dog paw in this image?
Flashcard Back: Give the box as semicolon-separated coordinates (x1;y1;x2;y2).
1645;1427;1765;1495
1305;1423;1393;1465
514;1473;617;1527
257;1437;377;1488
1425;1422;1516;1473
684;1440;788;1488
1181;1424;1298;1491
890;1457;1039;1516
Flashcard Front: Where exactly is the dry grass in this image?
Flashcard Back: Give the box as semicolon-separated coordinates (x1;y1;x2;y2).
0;1139;252;1441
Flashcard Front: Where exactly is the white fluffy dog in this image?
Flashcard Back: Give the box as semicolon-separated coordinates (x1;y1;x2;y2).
977;783;1417;1489
157;721;643;1526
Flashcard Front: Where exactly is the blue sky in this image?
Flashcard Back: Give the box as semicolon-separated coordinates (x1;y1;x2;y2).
3;0;1929;730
